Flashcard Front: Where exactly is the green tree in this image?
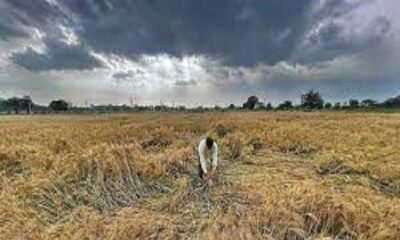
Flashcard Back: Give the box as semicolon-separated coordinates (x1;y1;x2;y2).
278;100;293;110
6;97;23;114
324;103;332;109
243;96;259;110
383;95;400;108
228;104;236;110
361;99;378;107
301;89;324;109
349;99;360;108
49;100;69;112
334;102;342;109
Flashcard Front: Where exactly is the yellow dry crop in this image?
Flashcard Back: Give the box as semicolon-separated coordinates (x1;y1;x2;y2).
0;112;399;239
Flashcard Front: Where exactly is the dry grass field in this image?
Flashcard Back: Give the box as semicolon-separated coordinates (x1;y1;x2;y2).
0;112;400;240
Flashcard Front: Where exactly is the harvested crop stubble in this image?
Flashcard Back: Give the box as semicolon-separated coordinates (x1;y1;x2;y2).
0;112;399;239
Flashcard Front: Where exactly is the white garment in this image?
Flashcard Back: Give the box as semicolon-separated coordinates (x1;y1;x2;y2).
197;138;218;174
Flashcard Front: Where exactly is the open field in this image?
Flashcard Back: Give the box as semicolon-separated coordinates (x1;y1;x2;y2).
0;112;400;239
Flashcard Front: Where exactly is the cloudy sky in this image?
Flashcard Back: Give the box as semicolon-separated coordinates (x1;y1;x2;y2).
0;0;399;106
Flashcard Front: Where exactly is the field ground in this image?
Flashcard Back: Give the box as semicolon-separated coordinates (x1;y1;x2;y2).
0;112;400;239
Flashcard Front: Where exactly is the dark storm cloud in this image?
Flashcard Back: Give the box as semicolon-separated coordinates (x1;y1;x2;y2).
291;1;392;64
0;2;28;40
72;0;314;66
10;38;103;71
0;24;27;40
1;0;394;70
175;79;197;87
297;17;391;64
3;0;69;27
2;0;315;68
112;69;143;80
312;0;370;19
112;71;135;81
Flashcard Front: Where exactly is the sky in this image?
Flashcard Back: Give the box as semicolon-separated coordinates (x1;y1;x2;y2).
0;0;399;106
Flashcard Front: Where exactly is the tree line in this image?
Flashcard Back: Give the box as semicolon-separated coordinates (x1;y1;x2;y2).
0;97;69;114
241;89;400;111
1;90;400;114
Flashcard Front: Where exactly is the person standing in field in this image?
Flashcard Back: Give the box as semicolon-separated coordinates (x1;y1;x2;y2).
197;137;218;183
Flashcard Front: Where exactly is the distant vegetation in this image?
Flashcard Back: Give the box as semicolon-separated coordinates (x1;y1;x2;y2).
49;100;70;112
1;89;400;114
301;89;324;110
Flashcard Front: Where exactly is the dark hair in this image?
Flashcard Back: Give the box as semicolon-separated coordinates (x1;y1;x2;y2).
206;137;214;149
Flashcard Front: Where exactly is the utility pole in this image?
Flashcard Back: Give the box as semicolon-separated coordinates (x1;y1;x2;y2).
134;91;137;106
